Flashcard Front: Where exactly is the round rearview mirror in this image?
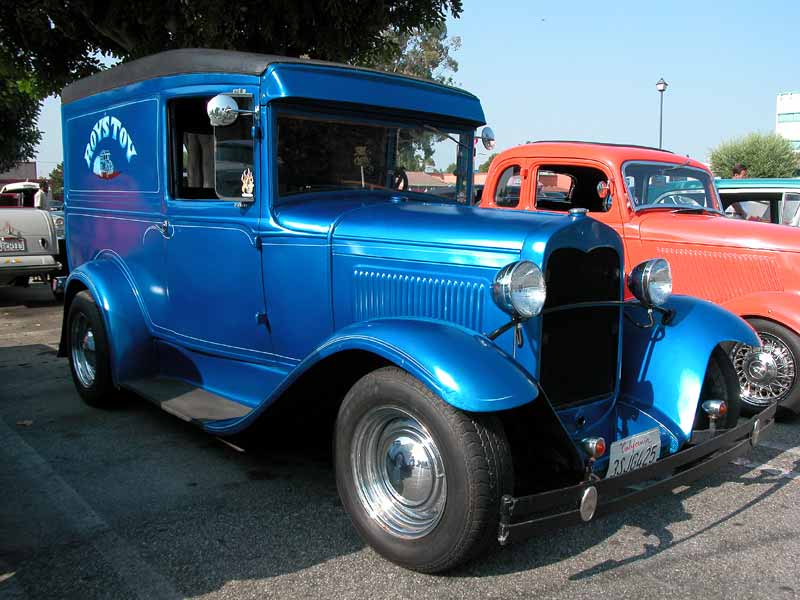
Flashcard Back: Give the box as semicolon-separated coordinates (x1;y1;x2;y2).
481;127;496;151
596;180;609;199
207;94;239;127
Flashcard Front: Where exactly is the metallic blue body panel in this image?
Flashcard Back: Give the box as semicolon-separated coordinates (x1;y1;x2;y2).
65;255;155;383
205;317;541;435
263;63;485;125
620;296;759;442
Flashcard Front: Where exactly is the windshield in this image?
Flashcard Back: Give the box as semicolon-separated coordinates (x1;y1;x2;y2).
275;109;473;204
622;161;719;211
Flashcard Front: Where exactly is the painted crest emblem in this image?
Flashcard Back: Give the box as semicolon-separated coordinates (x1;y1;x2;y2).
84;115;137;180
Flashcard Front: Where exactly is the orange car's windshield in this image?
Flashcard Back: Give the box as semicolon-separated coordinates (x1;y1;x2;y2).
623;161;721;212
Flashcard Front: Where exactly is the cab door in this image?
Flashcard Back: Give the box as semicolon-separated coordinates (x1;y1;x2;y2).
161;87;270;356
527;159;630;245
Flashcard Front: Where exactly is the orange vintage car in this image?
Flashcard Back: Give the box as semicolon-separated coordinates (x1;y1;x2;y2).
479;141;800;415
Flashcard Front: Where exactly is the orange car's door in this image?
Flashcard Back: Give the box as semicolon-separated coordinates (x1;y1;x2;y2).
526;159;633;255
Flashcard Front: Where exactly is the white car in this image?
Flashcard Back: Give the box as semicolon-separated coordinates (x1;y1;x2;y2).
0;183;61;290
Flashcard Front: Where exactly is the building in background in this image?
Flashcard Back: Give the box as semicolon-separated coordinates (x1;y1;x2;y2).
776;92;800;151
0;162;37;187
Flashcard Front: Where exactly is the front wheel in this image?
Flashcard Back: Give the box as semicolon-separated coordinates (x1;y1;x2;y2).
334;367;512;573
730;319;799;416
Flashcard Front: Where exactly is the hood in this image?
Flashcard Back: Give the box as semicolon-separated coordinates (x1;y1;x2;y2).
637;210;800;254
275;193;622;262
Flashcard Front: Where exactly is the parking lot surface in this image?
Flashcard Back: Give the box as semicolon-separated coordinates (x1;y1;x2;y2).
1;284;799;600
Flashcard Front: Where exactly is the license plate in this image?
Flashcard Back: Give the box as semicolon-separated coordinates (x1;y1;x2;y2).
0;238;25;252
606;428;661;478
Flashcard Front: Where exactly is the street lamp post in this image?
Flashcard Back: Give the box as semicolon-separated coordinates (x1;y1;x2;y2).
656;78;668;149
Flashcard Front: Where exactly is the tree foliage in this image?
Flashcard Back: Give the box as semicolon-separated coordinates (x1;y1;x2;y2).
49;162;64;196
0;81;42;173
710;132;798;178
0;0;463;170
478;153;498;173
361;24;462;172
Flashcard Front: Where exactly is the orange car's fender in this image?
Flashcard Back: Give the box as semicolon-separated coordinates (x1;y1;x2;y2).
720;291;800;335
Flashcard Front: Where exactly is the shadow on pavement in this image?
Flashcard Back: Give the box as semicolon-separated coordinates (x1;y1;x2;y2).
0;338;796;595
0;283;61;308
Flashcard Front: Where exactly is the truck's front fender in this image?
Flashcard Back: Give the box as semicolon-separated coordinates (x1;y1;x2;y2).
621;295;759;442
310;318;539;412
58;254;154;384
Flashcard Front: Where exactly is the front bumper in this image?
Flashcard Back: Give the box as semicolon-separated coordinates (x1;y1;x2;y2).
498;402;776;544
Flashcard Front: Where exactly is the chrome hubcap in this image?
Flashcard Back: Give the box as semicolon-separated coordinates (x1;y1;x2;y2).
70;314;97;388
351;406;446;539
731;332;796;406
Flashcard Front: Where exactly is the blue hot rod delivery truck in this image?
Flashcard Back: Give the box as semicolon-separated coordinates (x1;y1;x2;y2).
58;49;775;572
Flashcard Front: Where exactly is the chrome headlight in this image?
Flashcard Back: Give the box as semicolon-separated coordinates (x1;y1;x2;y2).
55;217;64;227
492;260;546;318
627;258;672;307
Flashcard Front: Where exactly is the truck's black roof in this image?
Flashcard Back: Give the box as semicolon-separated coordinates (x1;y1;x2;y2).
61;48;474;104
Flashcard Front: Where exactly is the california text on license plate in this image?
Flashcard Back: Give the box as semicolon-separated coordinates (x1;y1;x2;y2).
606;428;661;478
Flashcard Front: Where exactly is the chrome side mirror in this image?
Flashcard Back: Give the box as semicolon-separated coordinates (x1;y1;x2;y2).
207;94;240;127
481;127;496;151
597;180;612;211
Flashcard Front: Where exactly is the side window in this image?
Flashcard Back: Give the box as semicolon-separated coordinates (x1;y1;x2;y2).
494;165;521;207
782;193;800;226
724;199;772;222
168;96;254;200
536;170;576;211
534;165;610;212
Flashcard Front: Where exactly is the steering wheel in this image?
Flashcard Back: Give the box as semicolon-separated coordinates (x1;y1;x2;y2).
653;193;702;207
393;168;409;191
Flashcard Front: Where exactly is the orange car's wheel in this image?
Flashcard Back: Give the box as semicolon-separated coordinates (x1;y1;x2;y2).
730;319;799;417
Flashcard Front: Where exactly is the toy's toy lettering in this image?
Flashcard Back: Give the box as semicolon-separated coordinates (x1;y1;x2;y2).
110;117;122;140
83;114;138;173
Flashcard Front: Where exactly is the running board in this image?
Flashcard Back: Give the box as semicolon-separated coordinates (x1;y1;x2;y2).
124;377;252;424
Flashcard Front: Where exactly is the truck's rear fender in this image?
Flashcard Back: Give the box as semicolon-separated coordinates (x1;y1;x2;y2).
621;295;759;443
58;252;155;383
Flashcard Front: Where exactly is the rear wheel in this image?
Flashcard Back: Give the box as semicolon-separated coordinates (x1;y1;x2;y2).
334;367;512;573
730;319;799;416
694;347;741;430
67;291;118;407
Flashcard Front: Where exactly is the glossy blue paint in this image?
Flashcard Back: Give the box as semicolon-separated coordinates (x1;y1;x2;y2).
264;63;485;126
620;295;759;442
60;51;756;469
64;254;155;383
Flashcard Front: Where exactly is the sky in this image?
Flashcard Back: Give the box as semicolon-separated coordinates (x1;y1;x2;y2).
33;0;800;177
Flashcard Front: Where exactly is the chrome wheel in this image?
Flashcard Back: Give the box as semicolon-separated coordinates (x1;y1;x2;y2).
70;313;97;388
351;406;446;539
731;332;796;406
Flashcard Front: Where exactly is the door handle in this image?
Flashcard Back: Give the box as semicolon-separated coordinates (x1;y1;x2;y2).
156;219;173;239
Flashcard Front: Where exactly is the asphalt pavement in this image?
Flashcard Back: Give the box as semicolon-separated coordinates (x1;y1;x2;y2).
1;284;799;599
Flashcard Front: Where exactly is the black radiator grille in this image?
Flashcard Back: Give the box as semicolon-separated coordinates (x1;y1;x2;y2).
539;248;621;408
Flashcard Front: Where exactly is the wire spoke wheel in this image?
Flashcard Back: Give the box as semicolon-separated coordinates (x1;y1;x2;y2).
351;406;447;540
731;331;796;407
